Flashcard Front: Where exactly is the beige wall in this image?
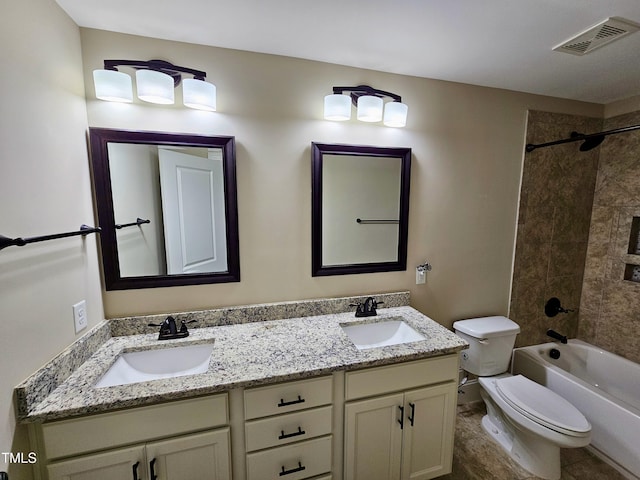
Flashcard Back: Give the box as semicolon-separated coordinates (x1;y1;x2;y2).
80;28;603;322
604;94;640;118
0;1;103;477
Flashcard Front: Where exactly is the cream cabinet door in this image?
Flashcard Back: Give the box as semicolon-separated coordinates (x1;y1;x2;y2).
401;384;456;480
47;445;146;480
145;428;231;480
344;393;404;480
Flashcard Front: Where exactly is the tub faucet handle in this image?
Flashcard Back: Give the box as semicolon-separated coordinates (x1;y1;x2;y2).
545;297;575;317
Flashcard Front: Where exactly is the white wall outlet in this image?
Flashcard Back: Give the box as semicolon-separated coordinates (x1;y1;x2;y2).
73;300;87;333
416;267;426;284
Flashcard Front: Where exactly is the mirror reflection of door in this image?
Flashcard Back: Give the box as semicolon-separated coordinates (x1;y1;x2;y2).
158;148;227;274
107;144;227;278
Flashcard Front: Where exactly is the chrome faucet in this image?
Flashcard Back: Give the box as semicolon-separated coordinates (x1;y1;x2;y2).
148;316;196;340
546;329;568;344
350;297;384;317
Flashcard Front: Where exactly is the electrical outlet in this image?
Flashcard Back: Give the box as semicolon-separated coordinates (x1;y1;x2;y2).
416;267;426;284
73;300;87;333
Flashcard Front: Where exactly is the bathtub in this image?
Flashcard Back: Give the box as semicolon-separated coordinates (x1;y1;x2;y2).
512;339;640;479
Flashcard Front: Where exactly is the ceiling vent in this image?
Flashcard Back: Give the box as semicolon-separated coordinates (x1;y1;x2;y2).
553;16;640;56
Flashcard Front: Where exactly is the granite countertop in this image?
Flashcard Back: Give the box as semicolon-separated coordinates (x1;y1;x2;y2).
18;305;467;423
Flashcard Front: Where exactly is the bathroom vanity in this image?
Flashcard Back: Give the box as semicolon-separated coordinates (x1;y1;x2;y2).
17;293;467;480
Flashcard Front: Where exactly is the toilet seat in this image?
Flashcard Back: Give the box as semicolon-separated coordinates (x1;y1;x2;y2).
495;375;591;437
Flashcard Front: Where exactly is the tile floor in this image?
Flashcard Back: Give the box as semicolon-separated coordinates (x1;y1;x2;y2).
441;402;628;480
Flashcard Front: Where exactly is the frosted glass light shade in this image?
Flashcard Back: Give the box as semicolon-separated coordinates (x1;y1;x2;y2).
357;95;383;122
183;79;216;111
93;69;133;103
383;102;408;127
324;94;351;121
136;69;174;104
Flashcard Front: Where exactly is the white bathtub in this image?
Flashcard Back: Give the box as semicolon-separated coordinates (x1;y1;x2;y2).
512;339;640;479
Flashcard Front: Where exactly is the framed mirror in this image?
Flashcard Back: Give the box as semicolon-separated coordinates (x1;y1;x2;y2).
89;128;240;290
311;142;411;276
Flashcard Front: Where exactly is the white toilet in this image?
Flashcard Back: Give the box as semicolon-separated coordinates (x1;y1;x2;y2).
453;316;591;480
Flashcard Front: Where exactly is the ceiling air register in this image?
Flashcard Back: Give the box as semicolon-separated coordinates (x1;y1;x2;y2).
553;17;640;56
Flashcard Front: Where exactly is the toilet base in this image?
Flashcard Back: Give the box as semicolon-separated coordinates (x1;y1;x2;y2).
481;413;562;479
480;393;562;480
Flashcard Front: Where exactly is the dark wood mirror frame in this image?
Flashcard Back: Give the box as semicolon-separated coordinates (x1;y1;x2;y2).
89;127;240;290
311;142;411;276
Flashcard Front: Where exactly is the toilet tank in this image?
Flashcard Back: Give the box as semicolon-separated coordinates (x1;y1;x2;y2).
453;316;520;376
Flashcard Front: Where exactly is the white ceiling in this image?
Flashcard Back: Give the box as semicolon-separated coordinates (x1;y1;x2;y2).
56;0;640;104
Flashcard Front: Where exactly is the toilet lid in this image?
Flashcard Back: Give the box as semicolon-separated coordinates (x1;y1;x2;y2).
495;375;591;436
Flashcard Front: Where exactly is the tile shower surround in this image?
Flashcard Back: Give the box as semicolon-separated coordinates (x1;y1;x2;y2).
513;109;640;364
511;110;601;348
579;110;640;364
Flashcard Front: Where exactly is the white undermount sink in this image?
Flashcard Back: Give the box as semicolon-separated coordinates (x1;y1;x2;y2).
95;342;215;388
341;318;425;350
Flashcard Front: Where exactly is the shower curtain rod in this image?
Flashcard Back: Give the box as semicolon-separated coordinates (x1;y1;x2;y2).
525;123;640;153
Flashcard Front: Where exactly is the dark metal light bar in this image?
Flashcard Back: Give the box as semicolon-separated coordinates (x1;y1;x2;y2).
332;85;402;106
103;59;207;86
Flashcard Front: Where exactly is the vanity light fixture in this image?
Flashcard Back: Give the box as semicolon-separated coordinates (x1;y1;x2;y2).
323;85;408;127
93;59;217;111
135;69;174;104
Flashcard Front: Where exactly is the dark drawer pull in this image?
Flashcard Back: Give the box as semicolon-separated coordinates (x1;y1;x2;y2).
278;395;305;407
278;426;306;440
408;402;416;427
280;461;306;476
149;458;158;480
132;461;140;480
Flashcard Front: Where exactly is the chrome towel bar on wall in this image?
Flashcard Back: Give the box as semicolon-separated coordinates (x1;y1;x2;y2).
0;224;101;251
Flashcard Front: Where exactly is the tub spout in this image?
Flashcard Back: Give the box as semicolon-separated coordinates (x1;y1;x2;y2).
547;329;567;344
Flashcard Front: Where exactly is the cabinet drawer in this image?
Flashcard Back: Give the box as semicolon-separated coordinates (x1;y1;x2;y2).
244;376;332;419
246;435;332;480
47;444;145;480
245;406;332;452
345;355;458;400
40;394;228;460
